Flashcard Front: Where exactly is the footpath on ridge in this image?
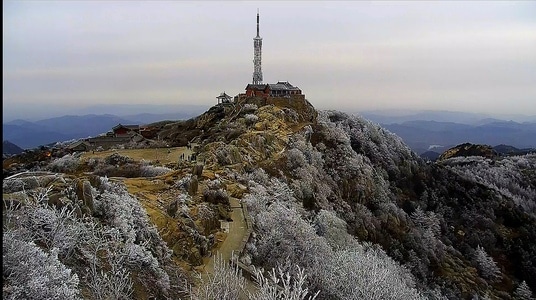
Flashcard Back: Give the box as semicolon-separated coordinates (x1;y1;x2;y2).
201;196;257;296
203;197;247;273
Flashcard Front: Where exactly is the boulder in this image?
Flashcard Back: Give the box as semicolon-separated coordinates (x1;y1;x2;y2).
188;175;198;196
167;200;178;217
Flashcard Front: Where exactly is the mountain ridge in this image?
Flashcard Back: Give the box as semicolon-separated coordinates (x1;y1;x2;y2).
382;119;536;154
2;111;201;149
2;140;24;155
3;98;536;299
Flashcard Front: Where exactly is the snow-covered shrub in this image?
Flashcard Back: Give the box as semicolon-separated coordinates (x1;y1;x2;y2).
176;174;192;190
92;163;115;176
194;253;319;300
92;181;172;294
194;252;245;300
252;265;319;300
48;154;80;173
98;186;171;259
104;152;133;165
88;256;133;298
20;203;84;258
3;231;81;300
140;165;172;177
3;177;39;193
214;144;243;165
252;201;330;273
282;108;299;123
245;113;259;126
87;157;103;168
286;148;307;170
3;174;186;298
248;168;270;186
243;103;258;113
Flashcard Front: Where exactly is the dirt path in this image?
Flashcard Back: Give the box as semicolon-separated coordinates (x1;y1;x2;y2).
203;197;247;273
201;197;257;297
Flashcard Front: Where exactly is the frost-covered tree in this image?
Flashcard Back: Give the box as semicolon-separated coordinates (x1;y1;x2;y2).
314;209;355;249
514;281;534;300
411;206;441;237
244;175;427;299
320;247;425;300
475;245;501;281
440;154;536;216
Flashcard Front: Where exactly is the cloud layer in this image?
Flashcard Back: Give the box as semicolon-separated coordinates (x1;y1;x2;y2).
3;1;536;121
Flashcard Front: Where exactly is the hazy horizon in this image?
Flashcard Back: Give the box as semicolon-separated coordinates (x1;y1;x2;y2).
3;103;535;124
4;1;536;121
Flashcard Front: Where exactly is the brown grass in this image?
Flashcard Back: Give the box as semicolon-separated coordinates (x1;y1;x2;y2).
80;147;194;164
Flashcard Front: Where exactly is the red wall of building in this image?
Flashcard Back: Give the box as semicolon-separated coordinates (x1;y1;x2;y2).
114;128;128;135
246;87;270;97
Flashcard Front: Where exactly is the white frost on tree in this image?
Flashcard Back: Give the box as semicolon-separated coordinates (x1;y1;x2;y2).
475;245;501;281
3;231;81;300
3;175;180;299
193;252;245;300
194;253;319;300
252;265;319;300
244;176;427;299
320;247;425;300
514;281;534;300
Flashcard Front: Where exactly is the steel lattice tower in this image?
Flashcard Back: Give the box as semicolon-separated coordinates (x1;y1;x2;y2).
252;10;263;85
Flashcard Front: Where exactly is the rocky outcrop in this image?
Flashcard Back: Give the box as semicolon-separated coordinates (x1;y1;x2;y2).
74;179;95;215
236;96;317;123
439;143;498;161
157;96;315;149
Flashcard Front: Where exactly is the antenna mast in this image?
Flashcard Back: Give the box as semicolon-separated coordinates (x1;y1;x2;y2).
252;9;263;85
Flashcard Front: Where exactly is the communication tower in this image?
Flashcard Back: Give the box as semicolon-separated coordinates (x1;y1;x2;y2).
252;9;263;85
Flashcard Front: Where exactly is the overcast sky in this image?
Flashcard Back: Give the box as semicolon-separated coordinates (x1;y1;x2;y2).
3;1;536;121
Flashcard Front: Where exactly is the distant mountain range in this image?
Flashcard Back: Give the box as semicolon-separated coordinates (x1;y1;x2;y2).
360;109;536;125
4;107;535;152
380;120;536;155
3;103;209;123
3;114;135;149
2;109;204;149
358;110;536;155
3;140;24;155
